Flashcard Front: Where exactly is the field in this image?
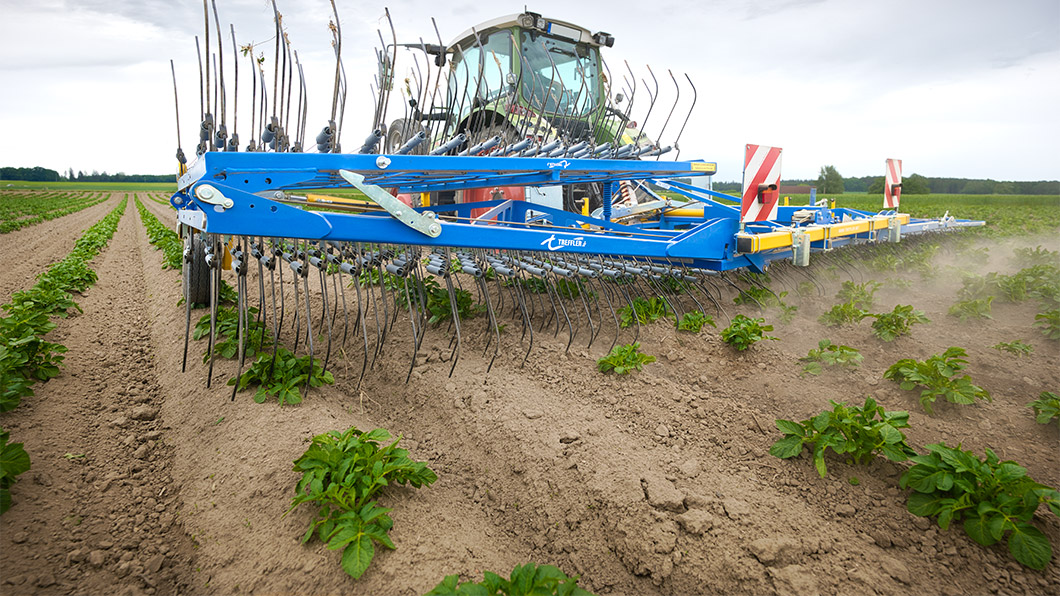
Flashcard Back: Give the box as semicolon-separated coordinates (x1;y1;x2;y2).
0;190;1058;595
0;181;177;192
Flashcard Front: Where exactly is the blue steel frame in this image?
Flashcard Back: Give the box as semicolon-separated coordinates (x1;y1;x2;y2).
170;152;983;273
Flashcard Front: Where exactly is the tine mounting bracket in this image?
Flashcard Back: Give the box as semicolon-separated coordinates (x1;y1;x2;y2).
339;169;442;238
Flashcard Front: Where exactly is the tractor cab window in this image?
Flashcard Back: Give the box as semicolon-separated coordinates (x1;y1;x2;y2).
446;31;514;124
519;31;599;117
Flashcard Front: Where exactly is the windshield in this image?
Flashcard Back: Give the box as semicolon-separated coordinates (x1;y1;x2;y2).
446;31;514;124
519;31;599;117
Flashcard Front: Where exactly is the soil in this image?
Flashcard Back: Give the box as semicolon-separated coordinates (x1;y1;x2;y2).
2;197;1058;596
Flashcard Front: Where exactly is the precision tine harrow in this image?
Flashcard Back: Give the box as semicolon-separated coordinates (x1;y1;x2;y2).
170;4;985;395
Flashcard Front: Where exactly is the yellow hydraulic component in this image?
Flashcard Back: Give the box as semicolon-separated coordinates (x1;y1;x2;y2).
222;236;235;270
581;201;590;229
736;214;910;253
420;192;429;208
306;193;376;208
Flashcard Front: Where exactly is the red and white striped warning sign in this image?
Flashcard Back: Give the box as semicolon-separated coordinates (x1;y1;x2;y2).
741;144;783;223
884;158;902;209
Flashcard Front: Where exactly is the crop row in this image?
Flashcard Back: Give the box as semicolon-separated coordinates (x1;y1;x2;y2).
134;197;182;269
0;198;127;514
0;190;111;233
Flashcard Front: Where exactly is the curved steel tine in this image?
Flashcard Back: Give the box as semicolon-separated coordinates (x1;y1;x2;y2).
301;242;315;398
230;239;247;401
553;272;575;353
478;274;501;373
289;247;303;353
267;239;284;380
673;73;696;160
351;255;370;391
195;36;205;123
319;259;335;376
327;0;341;146
653;70;680;160
441;248;462;377
510;269;533;368
206;236;220;388
617;274;640;343
210;0;226;135
366;253;383;369
375;258;391;357
597;271;621;353
631;66;659;150
181;230;196;373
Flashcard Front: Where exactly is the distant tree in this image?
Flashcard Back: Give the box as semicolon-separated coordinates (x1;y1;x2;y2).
993;181;1016;194
816;165;845;194
961;180;994;194
904;173;930;194
867;176;885;194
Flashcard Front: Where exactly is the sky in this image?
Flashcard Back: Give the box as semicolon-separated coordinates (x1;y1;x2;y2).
0;0;1057;183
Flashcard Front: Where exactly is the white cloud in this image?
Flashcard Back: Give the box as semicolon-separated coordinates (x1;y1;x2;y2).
0;0;1057;180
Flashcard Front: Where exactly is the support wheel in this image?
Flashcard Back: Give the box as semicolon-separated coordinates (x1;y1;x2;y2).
183;233;210;306
384;118;427;155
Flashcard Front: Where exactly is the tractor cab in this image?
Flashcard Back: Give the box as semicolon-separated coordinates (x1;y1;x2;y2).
443;12;613;144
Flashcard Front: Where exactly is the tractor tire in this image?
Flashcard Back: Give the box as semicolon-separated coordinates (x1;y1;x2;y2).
183;233;210;306
384;118;427;155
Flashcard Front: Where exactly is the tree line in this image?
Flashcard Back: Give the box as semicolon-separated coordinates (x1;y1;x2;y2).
1;166;171;184
714;167;1059;195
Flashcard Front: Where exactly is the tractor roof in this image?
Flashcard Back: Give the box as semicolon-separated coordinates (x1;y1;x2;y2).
447;12;602;51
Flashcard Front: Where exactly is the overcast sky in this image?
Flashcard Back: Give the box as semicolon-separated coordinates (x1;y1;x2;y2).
1;0;1057;182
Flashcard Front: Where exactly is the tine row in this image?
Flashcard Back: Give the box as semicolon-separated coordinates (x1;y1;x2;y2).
187;235;739;396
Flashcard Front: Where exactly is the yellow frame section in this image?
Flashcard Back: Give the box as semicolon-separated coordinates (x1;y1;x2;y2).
736;214;910;253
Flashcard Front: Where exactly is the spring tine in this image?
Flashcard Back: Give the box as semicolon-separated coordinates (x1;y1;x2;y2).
440;249;462;377
195;36;204;121
374;260;390;359
319;261;335;375
597;271;621;353
478;275;501;373
631;66;659;150
553;273;575;353
228;25;238;149
366;256;383;370
673;74;696;160
616;276;640;343
230;241;246;401
206;236;220;388
211;0;226;135
202;1;211;128
181;231;197;373
301;245;315;397
350;257;370;390
267;240;284;379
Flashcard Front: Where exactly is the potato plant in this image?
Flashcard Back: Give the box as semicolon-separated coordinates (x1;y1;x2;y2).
617;297;672;328
884;347;991;414
721;315;776;351
229;347;334;405
1036;309;1060;340
799;339;862;376
427;563;594;596
287;427;437;580
1028;391;1059;425
769;397;917;478
901;442;1060;569
675;310;715;333
0;427;31;515
597;342;655;375
869;304;929;341
818;300;868;327
992;340;1034;356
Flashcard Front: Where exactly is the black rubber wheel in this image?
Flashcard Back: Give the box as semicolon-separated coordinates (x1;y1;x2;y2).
384;118;427;155
183;233;210;306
